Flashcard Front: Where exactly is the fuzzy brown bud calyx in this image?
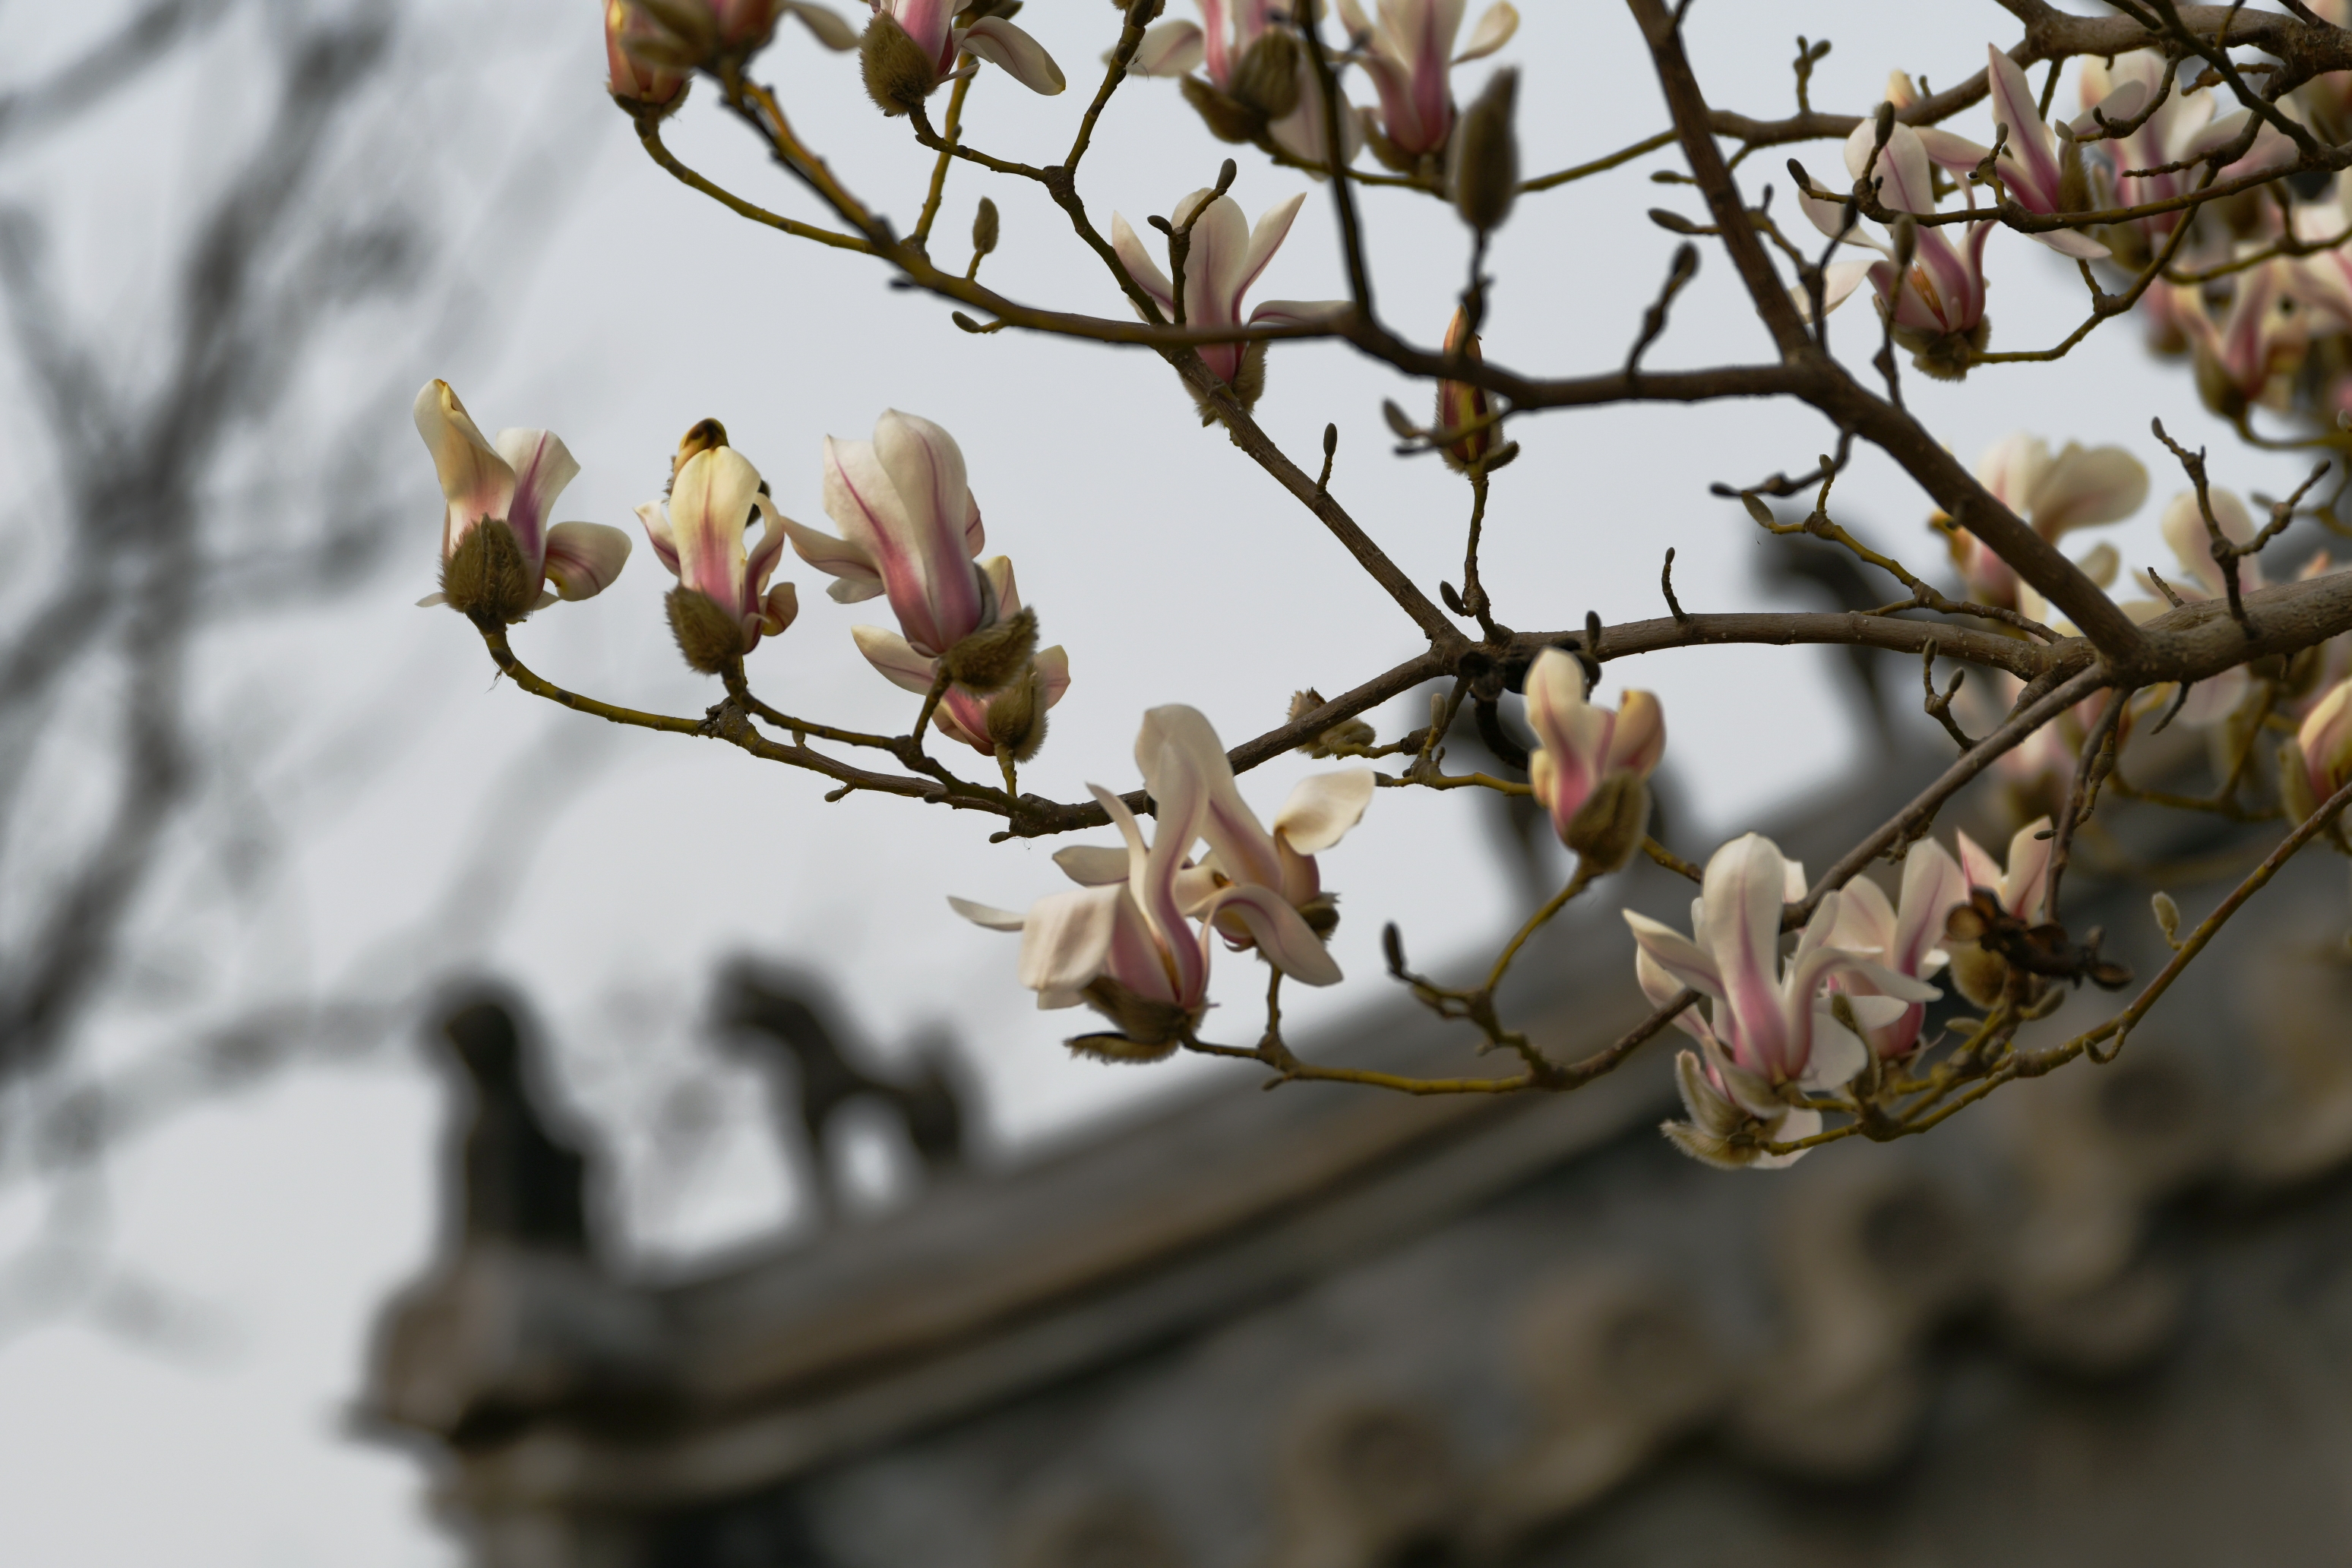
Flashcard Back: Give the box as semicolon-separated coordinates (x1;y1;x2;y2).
861;11;938;115
666;585;750;674
441;519;539;624
942;605;1038;691
1449;68;1519;234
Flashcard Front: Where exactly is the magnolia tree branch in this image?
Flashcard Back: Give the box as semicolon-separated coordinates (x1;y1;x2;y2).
434;0;2352;1153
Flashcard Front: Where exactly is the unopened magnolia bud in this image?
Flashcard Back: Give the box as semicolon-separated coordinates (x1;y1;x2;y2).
1890;213;1919;276
985;665;1050;761
1563;772;1650;875
861;11;938;115
1449;68;1519;234
972;196;1000;258
667;584;748;673
1949;945;2009;1010
2151;890;2182;947
1178;76;1261;143
1228;30;1302;121
441;520;538;623
672;417;729;487
607;0;691;112
1437;304;1494;472
2056;130;2090;213
943;605;1038;691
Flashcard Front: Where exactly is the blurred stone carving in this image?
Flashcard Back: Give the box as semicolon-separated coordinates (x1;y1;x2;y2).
1007;1492;1189;1568
1998;1051;2214;1374
368;989;667;1447
1266;1393;1459;1568
1732;1163;1979;1476
1473;1268;1721;1551
718;961;966;1217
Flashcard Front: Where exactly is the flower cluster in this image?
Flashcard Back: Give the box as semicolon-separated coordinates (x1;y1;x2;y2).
953;706;1370;1060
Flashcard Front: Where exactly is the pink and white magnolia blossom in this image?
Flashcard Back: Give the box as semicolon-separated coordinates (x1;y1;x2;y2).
2287;676;2352;823
865;0;1064;96
1629;834;1938;1171
2076;54;2296;254
1522;647;1663;868
953;709;1345;1054
1111;189;1349;397
1800;119;1991;371
607;0;689;111
1826;840;1971;1058
413;381;633;617
1052;705;1373;949
2121;487;2264;726
635;444;798;656
1129;0;1359;166
2171;260;2307;416
611;0;855;70
1945;432;2145;609
782;410;996;643
852;556;1070;757
1955;817;2053;925
1981;46;2110;259
1332;0;1518;160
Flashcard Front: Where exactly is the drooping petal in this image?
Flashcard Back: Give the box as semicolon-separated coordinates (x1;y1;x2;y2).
1202;883;1343;985
540;522;633;601
960;16;1067;95
1456;1;1516;62
493;428;580;570
1792;258;1876;322
634;500;680;575
1272;768;1375;852
413;381;515;558
850;624;943;696
948;896;1028;931
2031;442;2148;537
1014;884;1127;998
1623;909;1723;999
1054;846;1133;885
1035;643;1071;707
745;495;791;596
1130;18;1205;75
779;514;885;602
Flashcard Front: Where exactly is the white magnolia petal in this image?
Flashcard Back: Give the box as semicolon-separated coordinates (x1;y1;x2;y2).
1623;909;1723;997
780;514;882;587
1014;884;1125;995
2003;816;2055;923
492;427;580;564
413;380;515;555
2029;227;2113;261
1110;210;1178;315
1792;258;1876;322
1829;875;1897;955
850;624;943;696
1205;884;1343;986
1800;1013;1869;1091
948;895;1028;931
1273;767;1375;853
1130;17;1204;75
1035;643;1071;709
1455;1;1516;62
1053;845;1133;886
960;17;1066;95
540;522;633;601
1750;1106;1822;1169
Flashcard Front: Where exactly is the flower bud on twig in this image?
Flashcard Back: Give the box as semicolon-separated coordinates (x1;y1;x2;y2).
1449;68;1518;234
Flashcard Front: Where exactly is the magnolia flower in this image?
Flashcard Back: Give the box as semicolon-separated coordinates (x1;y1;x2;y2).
607;0;689;112
858;0;1063;115
611;0;855;71
1800;120;1992;378
1827;840;1970;1057
1523;647;1663;874
1334;0;1518;164
2076;53;2296;260
1942;432;2146;609
1955;817;2053;925
2286;675;2352;824
2145;486;2262;725
1130;0;1358;167
853;556;1070;760
1054;705;1372;951
953;710;1345;1058
1982;46;2108;259
636;435;798;672
1629;833;1936;1170
1111;190;1349;413
413;381;633;623
2173;261;2307;416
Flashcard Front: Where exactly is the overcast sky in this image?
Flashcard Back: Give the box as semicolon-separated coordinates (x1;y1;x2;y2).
0;2;2315;1563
